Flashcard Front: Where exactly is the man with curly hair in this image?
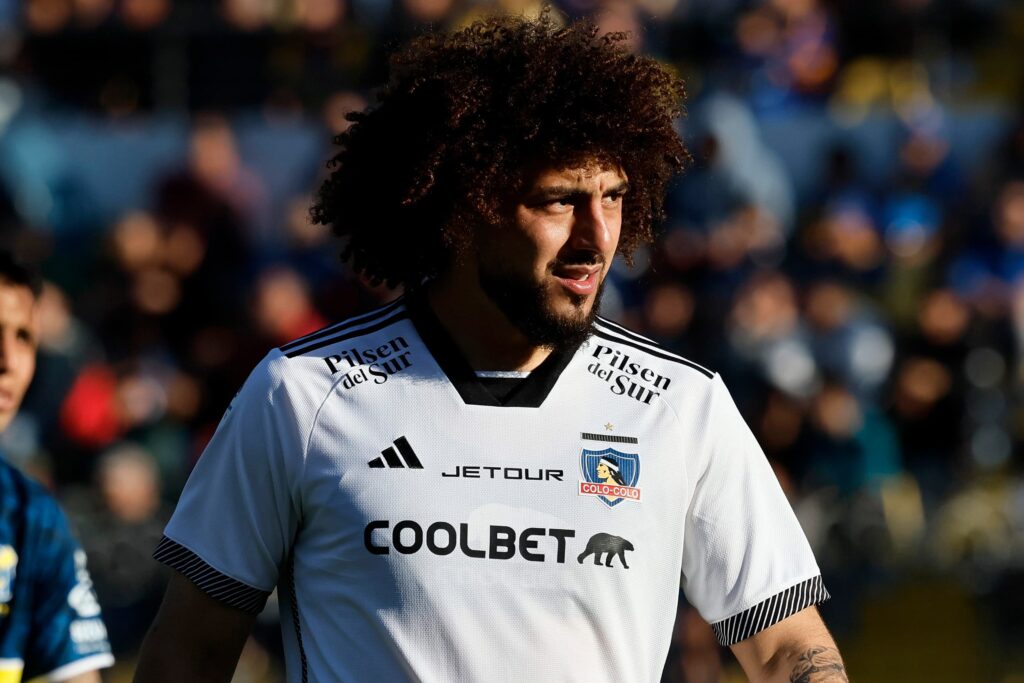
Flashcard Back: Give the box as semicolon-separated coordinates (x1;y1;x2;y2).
136;12;845;683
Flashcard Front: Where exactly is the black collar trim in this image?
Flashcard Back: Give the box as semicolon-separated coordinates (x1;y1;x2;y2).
407;297;579;408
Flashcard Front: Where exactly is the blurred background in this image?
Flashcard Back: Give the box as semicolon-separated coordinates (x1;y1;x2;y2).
0;0;1022;680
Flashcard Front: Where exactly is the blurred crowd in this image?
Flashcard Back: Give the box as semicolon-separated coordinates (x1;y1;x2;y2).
1;0;1024;681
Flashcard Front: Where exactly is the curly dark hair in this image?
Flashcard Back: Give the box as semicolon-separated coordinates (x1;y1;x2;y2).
312;11;688;289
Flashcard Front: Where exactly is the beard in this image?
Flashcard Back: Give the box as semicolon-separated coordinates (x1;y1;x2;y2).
477;254;605;351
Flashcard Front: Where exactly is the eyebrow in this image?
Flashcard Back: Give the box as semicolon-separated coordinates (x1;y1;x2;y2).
531;181;630;201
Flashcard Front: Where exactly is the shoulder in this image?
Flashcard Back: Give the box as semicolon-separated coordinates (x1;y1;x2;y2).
269;296;414;381
0;462;76;561
243;296;412;384
579;317;716;415
277;296;409;362
586;316;715;391
227;296;414;424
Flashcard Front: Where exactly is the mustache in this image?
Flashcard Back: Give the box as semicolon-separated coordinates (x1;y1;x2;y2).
550;250;604;269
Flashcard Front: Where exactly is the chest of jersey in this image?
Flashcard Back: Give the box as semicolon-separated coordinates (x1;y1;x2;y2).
302;357;690;564
286;349;701;681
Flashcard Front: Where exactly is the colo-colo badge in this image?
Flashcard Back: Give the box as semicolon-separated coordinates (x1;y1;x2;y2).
579;448;641;507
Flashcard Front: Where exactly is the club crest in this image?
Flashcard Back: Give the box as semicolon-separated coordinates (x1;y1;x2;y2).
579;448;641;507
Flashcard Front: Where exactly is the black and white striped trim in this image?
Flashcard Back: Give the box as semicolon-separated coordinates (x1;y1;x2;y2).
596;316;660;345
280;297;406;357
284;311;409;359
591;320;713;379
710;575;830;646
154;536;270;614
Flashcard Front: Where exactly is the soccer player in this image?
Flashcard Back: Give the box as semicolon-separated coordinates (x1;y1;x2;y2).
135;13;847;683
0;253;113;682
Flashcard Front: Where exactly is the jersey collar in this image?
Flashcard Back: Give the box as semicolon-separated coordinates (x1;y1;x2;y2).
407;296;580;408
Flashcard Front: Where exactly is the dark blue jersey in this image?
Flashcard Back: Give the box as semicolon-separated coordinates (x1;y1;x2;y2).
0;461;112;682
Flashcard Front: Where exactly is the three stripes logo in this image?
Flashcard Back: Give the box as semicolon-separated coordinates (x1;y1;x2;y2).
368;436;423;469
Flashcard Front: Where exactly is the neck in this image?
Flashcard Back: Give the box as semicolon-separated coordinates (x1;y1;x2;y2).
425;271;553;372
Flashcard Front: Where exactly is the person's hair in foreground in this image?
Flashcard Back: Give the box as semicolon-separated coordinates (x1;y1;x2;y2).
312;10;688;289
0;251;41;298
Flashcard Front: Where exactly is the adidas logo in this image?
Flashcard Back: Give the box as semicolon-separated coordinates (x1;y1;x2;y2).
368;436;423;469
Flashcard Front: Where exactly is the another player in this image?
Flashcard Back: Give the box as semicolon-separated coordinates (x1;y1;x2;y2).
0;253;113;682
135;13;847;682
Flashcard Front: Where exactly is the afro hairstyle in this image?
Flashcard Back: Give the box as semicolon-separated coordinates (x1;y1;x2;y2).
311;10;688;289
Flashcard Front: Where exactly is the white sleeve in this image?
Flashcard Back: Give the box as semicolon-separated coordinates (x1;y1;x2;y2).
155;351;305;613
680;373;828;646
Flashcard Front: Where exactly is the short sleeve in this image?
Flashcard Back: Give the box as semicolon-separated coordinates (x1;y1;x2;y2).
24;498;113;681
157;351;304;614
680;374;829;646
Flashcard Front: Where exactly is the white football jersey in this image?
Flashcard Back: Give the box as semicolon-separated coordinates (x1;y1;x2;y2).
156;296;828;682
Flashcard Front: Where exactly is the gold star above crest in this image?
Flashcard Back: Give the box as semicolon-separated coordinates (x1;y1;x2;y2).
604;422;614;431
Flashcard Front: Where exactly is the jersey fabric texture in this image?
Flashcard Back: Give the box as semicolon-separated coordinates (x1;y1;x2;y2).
157;296;828;683
0;460;113;682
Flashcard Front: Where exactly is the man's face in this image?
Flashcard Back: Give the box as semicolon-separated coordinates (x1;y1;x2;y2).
0;283;37;433
474;163;627;349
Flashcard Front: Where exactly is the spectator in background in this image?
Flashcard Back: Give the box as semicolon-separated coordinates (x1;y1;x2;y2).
70;443;171;659
252;266;327;346
0;251;113;682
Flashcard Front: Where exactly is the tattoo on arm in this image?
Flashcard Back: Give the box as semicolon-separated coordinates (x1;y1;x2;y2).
788;646;848;683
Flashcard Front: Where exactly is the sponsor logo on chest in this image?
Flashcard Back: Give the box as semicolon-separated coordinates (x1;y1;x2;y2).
587;344;671;405
441;465;564;481
364;521;634;569
324;335;414;388
357;427;649;569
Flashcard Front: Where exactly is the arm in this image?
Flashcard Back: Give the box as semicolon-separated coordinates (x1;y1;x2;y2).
141;354;299;680
682;376;834;671
730;606;847;683
133;573;257;683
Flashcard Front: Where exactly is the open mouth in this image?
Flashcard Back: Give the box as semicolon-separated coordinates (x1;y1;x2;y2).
552;265;601;295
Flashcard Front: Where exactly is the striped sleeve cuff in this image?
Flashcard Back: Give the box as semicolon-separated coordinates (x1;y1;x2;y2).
153;536;271;614
710;575;830;646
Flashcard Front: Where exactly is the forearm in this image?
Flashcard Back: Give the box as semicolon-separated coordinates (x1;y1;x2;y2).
134;624;241;683
774;645;848;683
731;607;848;682
133;573;255;683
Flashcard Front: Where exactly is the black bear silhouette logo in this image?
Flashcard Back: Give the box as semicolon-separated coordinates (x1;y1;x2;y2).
577;533;634;569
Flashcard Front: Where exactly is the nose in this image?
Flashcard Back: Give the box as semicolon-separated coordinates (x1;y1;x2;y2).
569;197;615;255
